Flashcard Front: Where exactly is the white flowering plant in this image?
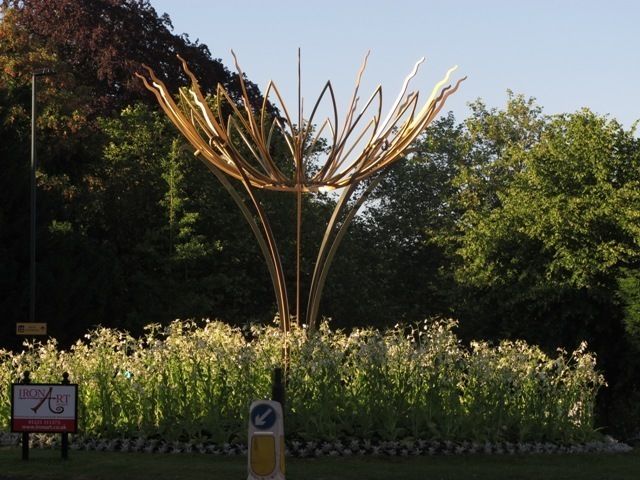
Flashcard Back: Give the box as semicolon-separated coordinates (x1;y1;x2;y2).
0;319;605;444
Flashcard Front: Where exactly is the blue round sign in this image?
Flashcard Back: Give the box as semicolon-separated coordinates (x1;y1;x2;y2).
250;402;276;430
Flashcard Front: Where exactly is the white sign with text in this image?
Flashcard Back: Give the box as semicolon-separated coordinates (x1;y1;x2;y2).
11;384;78;433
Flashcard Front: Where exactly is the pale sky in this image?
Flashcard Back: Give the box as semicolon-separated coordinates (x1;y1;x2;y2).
149;0;639;130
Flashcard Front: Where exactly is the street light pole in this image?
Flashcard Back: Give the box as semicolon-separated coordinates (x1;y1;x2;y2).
29;68;54;324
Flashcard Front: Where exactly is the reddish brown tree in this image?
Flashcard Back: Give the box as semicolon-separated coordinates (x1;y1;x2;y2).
2;0;263;113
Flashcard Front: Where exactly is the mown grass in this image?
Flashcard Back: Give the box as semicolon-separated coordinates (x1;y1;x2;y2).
1;446;638;480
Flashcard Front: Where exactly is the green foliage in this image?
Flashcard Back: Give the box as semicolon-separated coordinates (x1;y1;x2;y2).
456;110;640;290
0;321;605;443
618;269;640;350
442;98;640;351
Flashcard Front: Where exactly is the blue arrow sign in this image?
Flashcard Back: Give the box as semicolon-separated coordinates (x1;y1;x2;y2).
250;402;276;430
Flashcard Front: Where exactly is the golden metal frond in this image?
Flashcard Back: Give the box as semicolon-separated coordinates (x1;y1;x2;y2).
136;53;465;193
137;52;465;334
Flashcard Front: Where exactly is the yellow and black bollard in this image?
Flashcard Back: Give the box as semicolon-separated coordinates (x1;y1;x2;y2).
247;400;285;480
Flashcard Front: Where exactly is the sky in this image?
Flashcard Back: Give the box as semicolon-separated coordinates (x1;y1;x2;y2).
148;0;639;130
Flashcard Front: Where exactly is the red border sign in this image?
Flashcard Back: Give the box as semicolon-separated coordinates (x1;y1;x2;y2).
11;384;78;434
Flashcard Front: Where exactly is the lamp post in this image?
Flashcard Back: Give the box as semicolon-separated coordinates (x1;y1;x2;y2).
29;68;54;324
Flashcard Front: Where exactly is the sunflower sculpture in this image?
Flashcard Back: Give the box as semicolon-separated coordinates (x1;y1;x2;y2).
136;52;465;333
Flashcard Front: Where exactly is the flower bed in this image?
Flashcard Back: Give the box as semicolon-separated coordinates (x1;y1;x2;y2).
1;320;606;445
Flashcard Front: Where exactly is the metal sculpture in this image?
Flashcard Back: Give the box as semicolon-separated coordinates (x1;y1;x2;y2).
136;51;464;333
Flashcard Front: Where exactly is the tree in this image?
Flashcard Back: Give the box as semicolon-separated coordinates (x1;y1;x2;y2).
446;100;640;436
452;106;640;338
452;92;546;215
0;1;274;346
1;0;263;113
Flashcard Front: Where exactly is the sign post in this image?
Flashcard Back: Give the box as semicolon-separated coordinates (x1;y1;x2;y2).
60;372;70;460
247;400;285;480
19;372;30;461
11;372;78;460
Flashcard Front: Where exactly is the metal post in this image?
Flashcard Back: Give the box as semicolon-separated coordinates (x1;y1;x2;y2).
271;367;285;411
21;371;31;461
61;372;69;460
29;73;37;324
29;69;54;324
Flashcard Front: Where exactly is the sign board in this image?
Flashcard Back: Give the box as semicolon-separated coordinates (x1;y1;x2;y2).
16;323;47;336
248;400;285;480
11;384;78;433
251;402;277;430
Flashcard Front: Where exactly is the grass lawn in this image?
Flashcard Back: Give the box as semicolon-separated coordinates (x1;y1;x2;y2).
1;446;638;480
